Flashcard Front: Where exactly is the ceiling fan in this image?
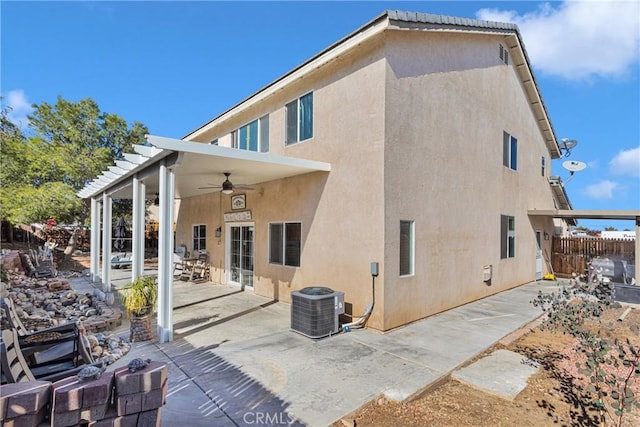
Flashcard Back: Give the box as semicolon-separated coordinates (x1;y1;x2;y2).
198;172;253;194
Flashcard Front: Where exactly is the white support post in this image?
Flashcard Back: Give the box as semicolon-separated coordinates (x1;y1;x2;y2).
132;176;146;280
101;193;112;292
157;161;175;343
634;216;640;284
90;197;101;283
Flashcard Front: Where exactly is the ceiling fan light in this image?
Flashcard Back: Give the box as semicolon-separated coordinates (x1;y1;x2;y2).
222;179;233;194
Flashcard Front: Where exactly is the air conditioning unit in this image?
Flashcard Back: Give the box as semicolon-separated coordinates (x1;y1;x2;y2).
291;287;345;339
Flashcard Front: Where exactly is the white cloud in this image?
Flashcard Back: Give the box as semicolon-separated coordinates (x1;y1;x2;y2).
584;180;619;199
609;146;640;177
2;89;33;129
476;1;640;80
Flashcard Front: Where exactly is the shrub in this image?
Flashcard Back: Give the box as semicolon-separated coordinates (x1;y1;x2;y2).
532;280;639;427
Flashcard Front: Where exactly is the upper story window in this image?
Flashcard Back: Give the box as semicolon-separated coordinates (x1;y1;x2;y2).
503;131;518;171
210;138;219;145
499;44;509;65
233;116;269;152
541;156;546;177
286;92;313;145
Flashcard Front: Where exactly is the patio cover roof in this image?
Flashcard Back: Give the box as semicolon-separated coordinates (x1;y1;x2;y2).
528;210;640;221
77;135;331;199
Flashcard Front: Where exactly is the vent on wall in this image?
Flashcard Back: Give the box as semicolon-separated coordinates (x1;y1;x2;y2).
291;287;345;339
499;44;509;65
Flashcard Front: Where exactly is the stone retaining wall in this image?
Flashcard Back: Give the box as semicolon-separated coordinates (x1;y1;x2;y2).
0;362;167;427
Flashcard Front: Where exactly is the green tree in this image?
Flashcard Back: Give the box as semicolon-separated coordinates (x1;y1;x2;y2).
0;97;148;249
605;226;618;231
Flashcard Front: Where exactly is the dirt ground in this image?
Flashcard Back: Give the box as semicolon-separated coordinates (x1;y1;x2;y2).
334;307;640;427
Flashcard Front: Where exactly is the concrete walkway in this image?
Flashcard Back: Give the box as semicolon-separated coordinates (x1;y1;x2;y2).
70;271;560;426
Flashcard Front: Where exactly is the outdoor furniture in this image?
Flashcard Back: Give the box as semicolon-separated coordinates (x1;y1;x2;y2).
0;297;93;368
1;328;103;384
173;251;191;278
19;250;56;278
179;252;210;282
111;252;133;269
191;253;211;282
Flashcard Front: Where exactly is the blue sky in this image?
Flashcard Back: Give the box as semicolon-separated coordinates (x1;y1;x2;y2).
2;1;639;230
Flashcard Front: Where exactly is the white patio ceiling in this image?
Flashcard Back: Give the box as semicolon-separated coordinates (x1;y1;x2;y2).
77;135;331;200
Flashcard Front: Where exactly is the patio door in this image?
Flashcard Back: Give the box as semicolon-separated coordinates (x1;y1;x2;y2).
535;231;543;280
226;223;254;288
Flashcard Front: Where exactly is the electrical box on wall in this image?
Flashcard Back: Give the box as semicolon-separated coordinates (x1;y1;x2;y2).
370;262;379;277
483;265;493;283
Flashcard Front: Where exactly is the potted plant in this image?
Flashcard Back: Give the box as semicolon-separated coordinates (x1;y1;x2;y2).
118;275;157;341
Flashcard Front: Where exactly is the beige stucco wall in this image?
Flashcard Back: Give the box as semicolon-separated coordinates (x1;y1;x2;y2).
179;34;390;329
382;30;557;330
176;28;560;332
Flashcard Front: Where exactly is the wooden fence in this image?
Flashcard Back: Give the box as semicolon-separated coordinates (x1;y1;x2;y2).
550;237;635;277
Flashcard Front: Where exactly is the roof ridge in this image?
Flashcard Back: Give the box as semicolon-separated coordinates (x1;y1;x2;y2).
384;9;519;31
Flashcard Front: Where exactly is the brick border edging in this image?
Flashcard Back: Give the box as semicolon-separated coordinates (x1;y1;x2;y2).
0;362;168;427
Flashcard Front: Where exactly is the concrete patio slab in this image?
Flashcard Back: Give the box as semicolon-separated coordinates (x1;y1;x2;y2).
452;349;539;400
68;270;564;426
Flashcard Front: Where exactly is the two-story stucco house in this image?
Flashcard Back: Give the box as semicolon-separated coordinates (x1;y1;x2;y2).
80;10;565;341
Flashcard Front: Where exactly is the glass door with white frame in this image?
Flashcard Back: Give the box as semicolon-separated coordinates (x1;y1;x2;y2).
227;223;254;288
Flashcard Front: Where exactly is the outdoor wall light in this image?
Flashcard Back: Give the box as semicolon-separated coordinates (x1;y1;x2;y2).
215;227;222;238
153;193;160;206
544;232;550;240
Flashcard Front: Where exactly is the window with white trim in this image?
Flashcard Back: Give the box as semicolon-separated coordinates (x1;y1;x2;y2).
500;215;515;259
503;131;518;171
232;115;269;152
193;224;206;251
269;222;301;267
285;92;313;145
400;220;414;276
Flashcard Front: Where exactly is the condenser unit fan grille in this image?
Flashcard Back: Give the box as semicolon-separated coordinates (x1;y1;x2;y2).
291;287;344;339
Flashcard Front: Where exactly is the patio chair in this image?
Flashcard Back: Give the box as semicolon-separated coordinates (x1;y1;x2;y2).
1;328;103;384
179;252;209;282
191;253;211;282
0;297;93;367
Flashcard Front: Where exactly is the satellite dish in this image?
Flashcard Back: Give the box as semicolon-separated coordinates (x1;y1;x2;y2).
560;138;578;157
562;160;587;184
562;160;587;173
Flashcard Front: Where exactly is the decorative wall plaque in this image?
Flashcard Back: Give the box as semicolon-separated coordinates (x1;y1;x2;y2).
224;210;252;222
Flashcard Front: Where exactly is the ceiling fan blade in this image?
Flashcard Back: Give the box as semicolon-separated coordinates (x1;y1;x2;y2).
233;185;254;190
198;186;221;189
